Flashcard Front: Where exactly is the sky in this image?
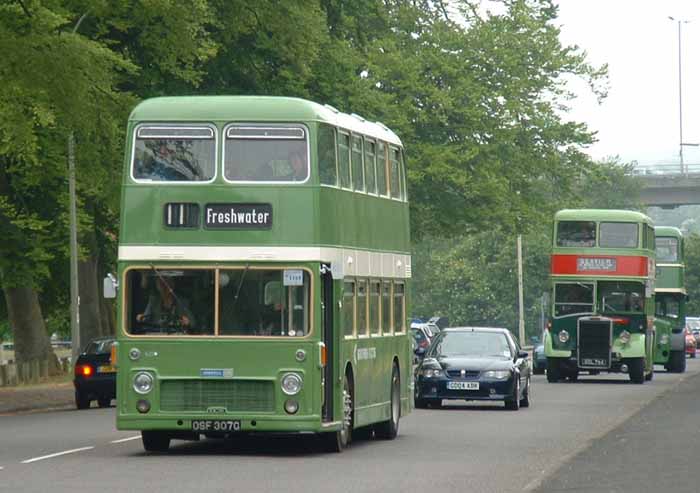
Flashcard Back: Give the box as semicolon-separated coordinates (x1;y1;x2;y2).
555;0;700;167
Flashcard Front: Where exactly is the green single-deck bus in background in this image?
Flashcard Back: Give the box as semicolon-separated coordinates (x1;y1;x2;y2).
653;226;686;373
107;96;412;453
545;210;655;384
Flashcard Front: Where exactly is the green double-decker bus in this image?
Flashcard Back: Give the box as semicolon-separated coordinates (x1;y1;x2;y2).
109;96;412;452
653;226;686;373
546;210;655;384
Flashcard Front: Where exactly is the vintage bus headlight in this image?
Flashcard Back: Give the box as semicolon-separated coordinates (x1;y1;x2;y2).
558;330;570;343
281;373;303;395
619;330;631;344
660;334;670;345
133;372;154;394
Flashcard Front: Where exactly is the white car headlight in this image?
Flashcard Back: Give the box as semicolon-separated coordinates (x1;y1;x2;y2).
133;372;153;394
558;330;570;343
483;370;511;380
619;330;631;344
281;373;303;395
421;368;443;378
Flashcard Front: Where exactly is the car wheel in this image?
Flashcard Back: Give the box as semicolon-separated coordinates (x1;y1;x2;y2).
568;371;579;382
505;379;520;410
75;390;90;410
97;397;112;408
375;363;400;440
519;377;531;408
141;431;170;452
324;373;353;452
628;358;645;384
428;399;443;409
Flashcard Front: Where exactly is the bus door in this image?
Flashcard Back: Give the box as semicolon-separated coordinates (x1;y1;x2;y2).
321;265;334;422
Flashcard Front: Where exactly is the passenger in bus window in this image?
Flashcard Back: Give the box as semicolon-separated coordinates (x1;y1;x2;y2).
136;276;195;331
284;151;307;181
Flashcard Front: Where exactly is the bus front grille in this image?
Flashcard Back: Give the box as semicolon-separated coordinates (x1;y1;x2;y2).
160;380;275;413
577;319;612;369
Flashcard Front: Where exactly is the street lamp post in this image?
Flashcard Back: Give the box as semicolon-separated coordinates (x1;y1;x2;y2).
669;17;695;176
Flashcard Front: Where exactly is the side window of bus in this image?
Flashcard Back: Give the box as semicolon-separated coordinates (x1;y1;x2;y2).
318;124;337;186
351;135;365;192
556;221;596;247
343;280;355;338
364;139;377;195
389;147;400;199
393;282;405;333
338;133;351;189
400;150;407;201
377;142;388;196
357;279;368;336
370;280;381;335
382;281;392;334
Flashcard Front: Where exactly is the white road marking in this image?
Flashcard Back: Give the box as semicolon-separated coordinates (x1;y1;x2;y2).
110;436;141;444
21;446;94;464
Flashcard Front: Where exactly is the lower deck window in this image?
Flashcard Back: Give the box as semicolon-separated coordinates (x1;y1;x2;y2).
554;283;594;317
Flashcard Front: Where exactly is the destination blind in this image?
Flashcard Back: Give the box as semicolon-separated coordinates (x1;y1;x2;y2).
205;203;272;229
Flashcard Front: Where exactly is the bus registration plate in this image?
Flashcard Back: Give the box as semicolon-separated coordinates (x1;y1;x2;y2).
446;382;479;390
191;420;241;432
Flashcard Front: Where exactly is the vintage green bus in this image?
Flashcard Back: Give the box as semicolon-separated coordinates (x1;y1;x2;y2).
545;209;655;384
108;96;412;452
653;226;686;373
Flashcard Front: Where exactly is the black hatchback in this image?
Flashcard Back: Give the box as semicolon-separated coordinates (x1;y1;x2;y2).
415;327;531;410
73;337;116;409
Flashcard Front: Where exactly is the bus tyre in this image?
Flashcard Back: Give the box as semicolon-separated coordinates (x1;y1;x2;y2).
324;374;353;453
376;364;400;440
645;367;654;381
568;370;579;382
668;350;686;373
142;431;170;452
75;390;90;410
628;358;645;384
546;358;561;383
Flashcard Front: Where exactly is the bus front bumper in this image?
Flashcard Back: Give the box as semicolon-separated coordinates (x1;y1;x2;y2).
117;414;337;433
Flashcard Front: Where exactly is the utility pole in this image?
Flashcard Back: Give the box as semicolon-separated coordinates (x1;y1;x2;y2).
517;235;525;345
69;133;80;364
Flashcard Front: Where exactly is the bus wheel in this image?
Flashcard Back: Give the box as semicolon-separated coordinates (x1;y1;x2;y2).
376;363;400;440
546;358;561;383
324;375;353;452
142;431;170;452
668;350;686;373
628;358;645;384
645;367;654;381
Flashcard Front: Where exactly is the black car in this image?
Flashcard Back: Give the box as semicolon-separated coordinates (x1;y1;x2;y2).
74;337;116;409
415;327;531;410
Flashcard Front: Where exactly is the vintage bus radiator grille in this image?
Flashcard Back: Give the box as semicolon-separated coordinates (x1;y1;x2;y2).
578;320;612;368
160;380;275;412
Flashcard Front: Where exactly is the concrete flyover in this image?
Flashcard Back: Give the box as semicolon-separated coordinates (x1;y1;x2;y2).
633;163;700;208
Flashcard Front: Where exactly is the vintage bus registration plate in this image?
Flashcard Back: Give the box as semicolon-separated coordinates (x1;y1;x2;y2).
191;420;241;432
447;382;479;390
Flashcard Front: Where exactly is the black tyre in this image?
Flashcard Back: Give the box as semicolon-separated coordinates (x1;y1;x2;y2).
428;399;443;409
568;371;579;382
376;364;400;440
97;397;112;408
75;390;90;410
505;378;521;410
324;373;353;452
645;367;654;381
141;431;170;452
415;398;428;409
533;366;545;375
629;358;645;384
668;350;686;373
520;377;531;408
546;358;561;383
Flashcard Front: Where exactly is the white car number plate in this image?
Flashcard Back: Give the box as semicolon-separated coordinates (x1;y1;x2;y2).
446;381;479;390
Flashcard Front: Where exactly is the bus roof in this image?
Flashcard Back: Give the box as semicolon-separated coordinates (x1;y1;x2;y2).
554;209;652;224
655;226;683;238
128;96;403;146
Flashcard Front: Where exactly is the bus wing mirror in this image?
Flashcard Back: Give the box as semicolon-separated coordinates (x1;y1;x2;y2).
103;274;118;299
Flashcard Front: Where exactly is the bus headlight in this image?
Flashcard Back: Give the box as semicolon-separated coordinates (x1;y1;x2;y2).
281;373;303;395
660;334;670;345
619;330;631;344
133;372;154;394
558;330;570;343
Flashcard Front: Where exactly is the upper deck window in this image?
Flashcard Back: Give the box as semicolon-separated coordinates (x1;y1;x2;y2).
224;125;309;183
656;237;679;262
132;126;216;182
556;221;596;247
599;222;638;248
